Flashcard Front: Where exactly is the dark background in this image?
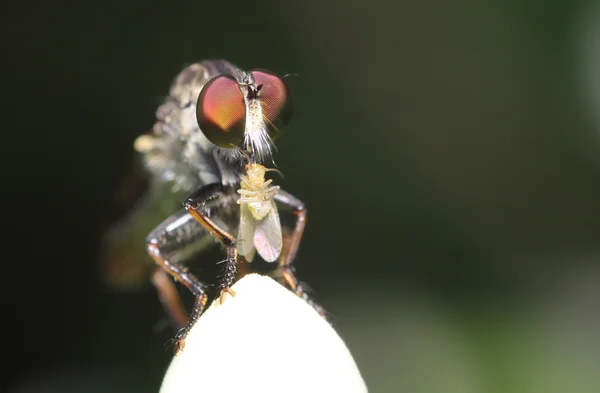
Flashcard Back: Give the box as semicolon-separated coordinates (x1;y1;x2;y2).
3;1;600;392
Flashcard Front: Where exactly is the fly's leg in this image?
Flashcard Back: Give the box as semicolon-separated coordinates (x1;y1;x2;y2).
275;190;327;318
151;268;188;329
183;183;238;303
146;208;214;352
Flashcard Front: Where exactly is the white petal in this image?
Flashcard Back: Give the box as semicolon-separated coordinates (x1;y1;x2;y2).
160;274;368;393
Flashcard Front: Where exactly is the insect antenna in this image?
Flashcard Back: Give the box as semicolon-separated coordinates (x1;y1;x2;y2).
265;167;284;179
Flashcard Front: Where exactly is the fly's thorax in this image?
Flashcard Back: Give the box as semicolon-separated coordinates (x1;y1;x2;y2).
169;63;210;104
134;132;200;192
162;62;217;140
163;60;239;142
170;60;239;110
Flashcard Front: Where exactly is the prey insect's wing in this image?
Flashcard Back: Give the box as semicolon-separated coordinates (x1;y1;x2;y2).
254;199;283;262
237;204;258;262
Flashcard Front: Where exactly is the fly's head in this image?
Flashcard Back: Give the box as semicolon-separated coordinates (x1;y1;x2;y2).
195;68;293;166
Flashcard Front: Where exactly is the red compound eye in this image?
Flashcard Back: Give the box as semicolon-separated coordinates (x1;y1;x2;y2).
251;70;293;140
196;74;246;148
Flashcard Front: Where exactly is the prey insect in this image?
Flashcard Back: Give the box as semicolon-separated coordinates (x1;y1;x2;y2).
102;59;324;351
237;161;282;263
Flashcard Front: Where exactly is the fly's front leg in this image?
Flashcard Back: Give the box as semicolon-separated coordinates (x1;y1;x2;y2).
183;183;238;302
275;190;326;318
146;208;212;352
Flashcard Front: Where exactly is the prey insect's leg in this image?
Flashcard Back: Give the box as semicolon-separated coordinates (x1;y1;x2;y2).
183;183;238;302
146;208;213;351
274;190;326;317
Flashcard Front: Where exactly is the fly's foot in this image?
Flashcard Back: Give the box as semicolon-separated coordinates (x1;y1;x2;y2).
168;294;208;354
296;283;328;319
173;327;189;354
312;303;328;319
218;287;237;305
304;297;327;319
183;200;207;216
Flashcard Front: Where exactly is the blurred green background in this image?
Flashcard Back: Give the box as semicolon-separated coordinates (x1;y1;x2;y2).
3;0;600;392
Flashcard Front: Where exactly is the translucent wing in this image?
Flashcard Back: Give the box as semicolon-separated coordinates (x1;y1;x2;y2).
254;199;282;262
237;204;258;262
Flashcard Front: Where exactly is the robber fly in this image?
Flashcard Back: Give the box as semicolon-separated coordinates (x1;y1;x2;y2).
102;60;323;350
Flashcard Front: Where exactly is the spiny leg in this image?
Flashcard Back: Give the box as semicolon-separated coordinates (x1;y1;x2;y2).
274;190;326;317
183;183;238;302
146;208;213;351
175;293;208;352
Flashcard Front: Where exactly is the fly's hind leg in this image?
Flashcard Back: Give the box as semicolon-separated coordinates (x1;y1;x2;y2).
183;183;239;303
275;190;327;318
146;208;214;352
151;268;188;330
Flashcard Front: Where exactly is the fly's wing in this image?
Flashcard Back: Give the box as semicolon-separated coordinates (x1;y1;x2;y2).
254;199;283;262
237;204;257;262
101;165;188;291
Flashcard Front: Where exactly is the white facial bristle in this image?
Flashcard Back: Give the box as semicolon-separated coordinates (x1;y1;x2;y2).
244;98;274;162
